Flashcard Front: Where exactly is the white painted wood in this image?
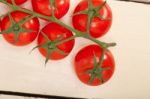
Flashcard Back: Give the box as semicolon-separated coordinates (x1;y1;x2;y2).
0;0;150;99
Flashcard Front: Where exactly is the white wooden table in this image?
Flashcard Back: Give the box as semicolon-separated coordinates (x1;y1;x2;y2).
0;0;150;99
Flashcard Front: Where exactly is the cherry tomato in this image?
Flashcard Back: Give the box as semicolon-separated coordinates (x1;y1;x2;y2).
38;22;75;60
72;0;112;38
0;20;1;32
1;11;40;46
74;45;115;86
7;0;27;5
31;0;70;19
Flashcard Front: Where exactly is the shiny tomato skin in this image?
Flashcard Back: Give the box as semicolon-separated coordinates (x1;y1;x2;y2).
72;0;112;38
38;22;75;60
31;0;70;19
75;45;115;86
1;11;40;46
7;0;27;5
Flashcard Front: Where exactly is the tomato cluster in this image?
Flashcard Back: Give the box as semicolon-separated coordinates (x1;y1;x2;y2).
0;0;115;86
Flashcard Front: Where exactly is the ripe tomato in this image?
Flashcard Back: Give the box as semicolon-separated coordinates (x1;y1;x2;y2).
0;20;1;32
38;22;75;60
31;0;70;19
7;0;27;5
74;45;115;86
1;11;40;46
72;0;112;38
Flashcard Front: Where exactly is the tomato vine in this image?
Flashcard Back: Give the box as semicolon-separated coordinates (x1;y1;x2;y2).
0;0;116;85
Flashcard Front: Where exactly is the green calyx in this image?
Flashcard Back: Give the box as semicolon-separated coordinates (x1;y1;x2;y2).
0;13;35;43
87;52;110;84
12;24;20;31
88;1;107;19
73;1;107;19
31;31;68;65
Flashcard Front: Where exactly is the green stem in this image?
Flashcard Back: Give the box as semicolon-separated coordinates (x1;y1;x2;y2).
98;48;107;67
85;36;116;48
52;18;84;37
87;0;94;34
49;0;55;17
86;11;94;34
54;35;77;46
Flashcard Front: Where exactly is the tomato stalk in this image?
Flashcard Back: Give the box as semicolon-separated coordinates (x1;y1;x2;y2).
0;0;116;46
54;35;77;46
0;0;116;68
49;0;55;17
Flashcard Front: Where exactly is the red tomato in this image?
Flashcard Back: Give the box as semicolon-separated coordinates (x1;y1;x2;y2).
1;11;40;46
32;0;70;19
0;20;1;32
38;22;75;60
7;0;27;5
72;0;112;38
74;45;115;86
